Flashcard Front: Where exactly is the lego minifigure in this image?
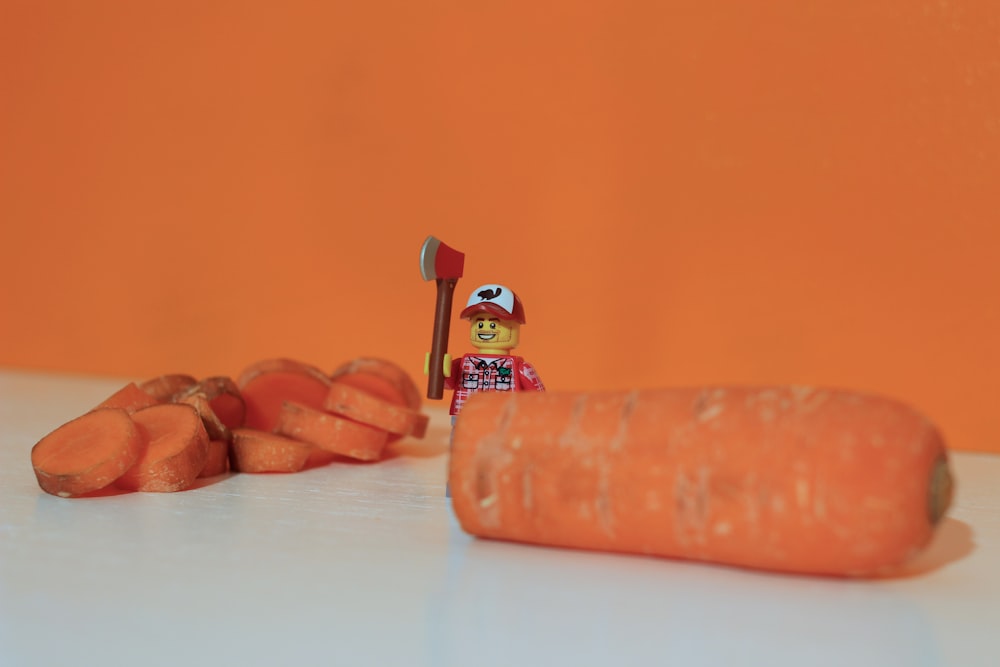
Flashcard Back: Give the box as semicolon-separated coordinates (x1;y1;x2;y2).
442;283;545;415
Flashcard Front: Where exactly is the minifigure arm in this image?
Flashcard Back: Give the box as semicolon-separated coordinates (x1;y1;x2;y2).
518;360;545;391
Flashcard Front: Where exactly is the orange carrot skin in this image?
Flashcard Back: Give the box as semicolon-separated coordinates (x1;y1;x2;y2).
117;403;210;492
31;408;147;497
450;387;952;577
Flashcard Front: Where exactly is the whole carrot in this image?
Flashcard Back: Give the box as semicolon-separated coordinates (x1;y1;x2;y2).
450;386;954;577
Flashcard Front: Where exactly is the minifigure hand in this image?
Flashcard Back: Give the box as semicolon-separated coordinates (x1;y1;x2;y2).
424;352;453;377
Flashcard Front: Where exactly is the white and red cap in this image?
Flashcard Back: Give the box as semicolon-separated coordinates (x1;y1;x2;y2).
459;284;526;324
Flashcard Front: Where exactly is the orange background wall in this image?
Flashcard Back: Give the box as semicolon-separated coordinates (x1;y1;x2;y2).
2;1;997;452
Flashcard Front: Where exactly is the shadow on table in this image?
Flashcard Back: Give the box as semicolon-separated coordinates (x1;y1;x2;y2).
882;517;976;579
438;536;951;666
447;515;975;583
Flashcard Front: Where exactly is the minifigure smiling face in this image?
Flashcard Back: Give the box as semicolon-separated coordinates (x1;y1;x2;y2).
469;315;520;353
460;283;527;354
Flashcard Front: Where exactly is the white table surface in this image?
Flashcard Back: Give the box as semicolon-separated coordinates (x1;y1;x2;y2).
1;369;998;667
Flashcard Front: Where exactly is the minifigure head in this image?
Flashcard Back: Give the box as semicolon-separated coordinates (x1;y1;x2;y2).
460;284;525;354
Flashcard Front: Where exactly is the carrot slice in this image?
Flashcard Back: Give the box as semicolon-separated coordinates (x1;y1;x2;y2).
31;408;147;497
238;359;331;432
304;447;340;469
230;428;312;473
116;403;210;492
330;358;429;441
330;357;422;410
174;376;245;430
450;387;954;578
275;401;390;462
176;390;231;442
199;439;230;477
322;383;419;436
95;382;161;413
409;412;430;440
208;390;245;430
139;374;198;401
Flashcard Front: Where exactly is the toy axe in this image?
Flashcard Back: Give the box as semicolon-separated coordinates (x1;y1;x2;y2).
420;236;465;399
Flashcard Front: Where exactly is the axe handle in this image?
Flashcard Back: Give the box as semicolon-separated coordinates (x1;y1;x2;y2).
427;277;458;400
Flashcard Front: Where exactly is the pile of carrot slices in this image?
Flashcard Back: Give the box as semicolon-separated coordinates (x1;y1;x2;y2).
30;357;428;497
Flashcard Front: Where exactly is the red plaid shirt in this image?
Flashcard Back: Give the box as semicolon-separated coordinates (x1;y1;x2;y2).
446;353;545;415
